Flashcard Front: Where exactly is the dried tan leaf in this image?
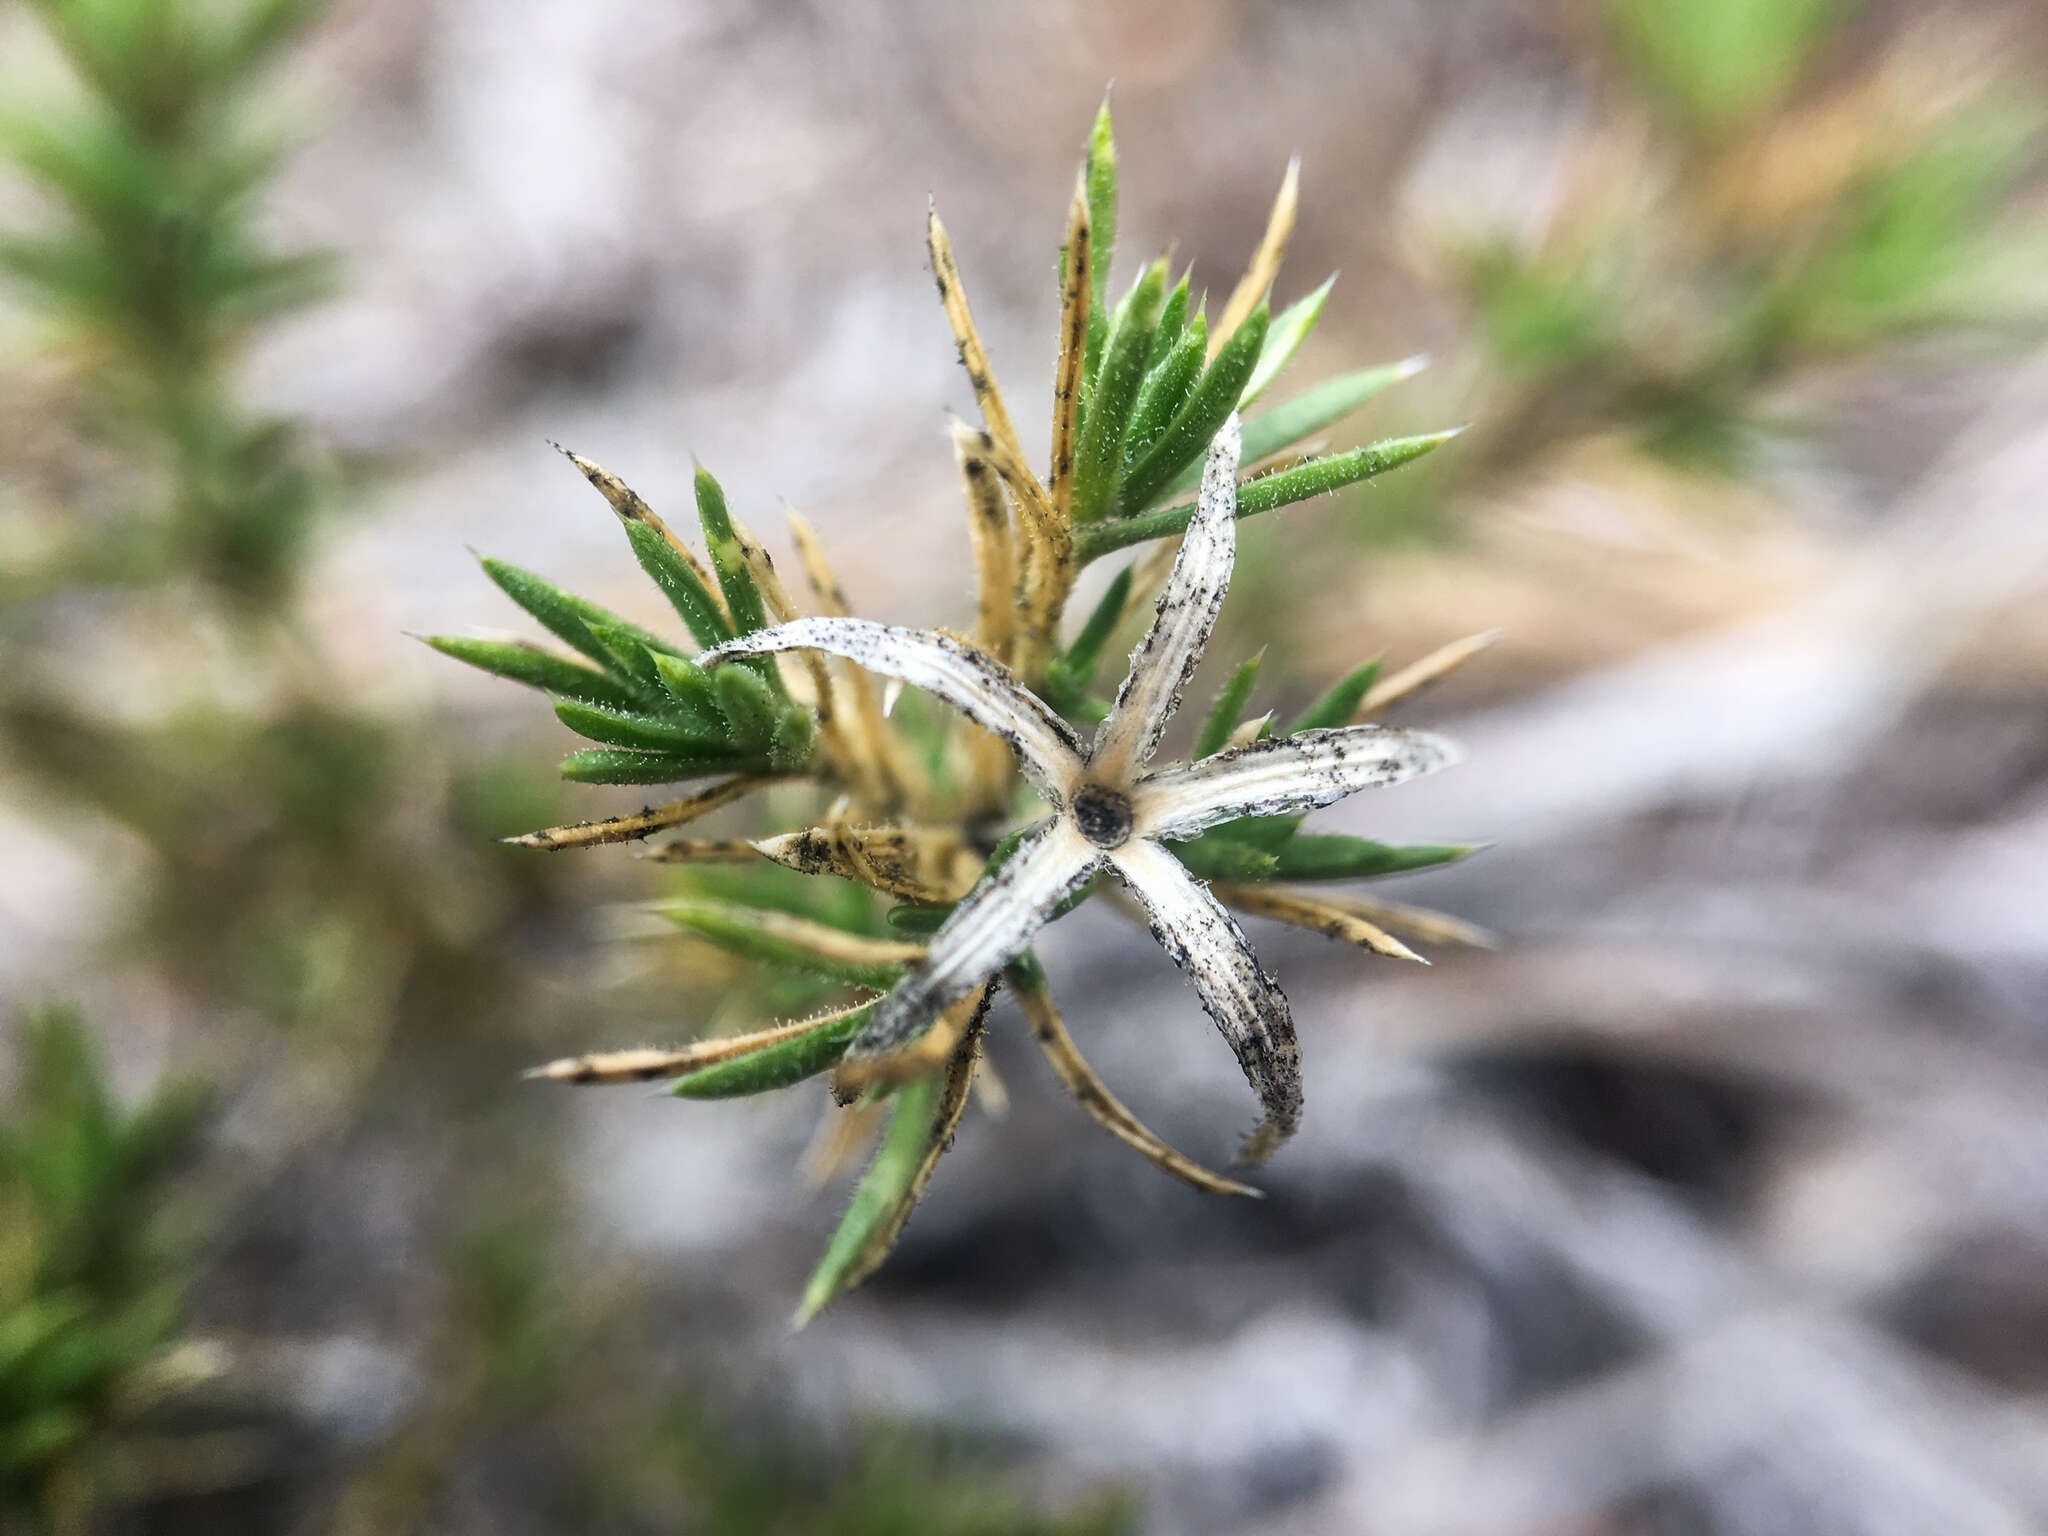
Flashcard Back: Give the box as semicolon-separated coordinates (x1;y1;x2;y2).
1358;630;1501;716
502;775;770;851
798;1096;888;1189
1212;157;1298;358
1048;178;1091;521
1216;882;1429;963
1011;972;1259;1197
526;998;876;1084
637;838;763;864
751;823;980;903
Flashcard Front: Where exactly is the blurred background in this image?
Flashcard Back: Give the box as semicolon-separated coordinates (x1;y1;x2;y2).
4;0;2048;1530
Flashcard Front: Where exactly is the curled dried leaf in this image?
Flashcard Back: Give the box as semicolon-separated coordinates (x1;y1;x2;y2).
751;823;981;903
1009;965;1257;1198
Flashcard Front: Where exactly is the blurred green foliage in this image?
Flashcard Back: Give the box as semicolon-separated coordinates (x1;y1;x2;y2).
1608;0;1845;137
0;0;335;602
318;1209;1136;1534
1370;0;2048;535
652;1418;1136;1536
0;2;410;1522
0;0;420;1047
0;1005;210;1524
1776;100;2046;346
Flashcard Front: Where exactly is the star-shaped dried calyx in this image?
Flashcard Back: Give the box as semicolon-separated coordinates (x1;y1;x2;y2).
448;104;1485;1321
703;414;1459;1163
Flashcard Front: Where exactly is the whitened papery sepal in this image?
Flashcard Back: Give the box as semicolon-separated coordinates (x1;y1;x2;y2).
1106;838;1302;1164
844;820;1102;1063
704;617;1085;803
1092;412;1242;779
1134;725;1460;842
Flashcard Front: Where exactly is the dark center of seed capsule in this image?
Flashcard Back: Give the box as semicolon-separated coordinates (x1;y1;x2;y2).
1070;783;1134;849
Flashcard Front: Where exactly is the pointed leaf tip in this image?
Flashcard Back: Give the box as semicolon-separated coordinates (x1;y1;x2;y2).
794;1015;980;1320
1116;299;1269;516
1242;278;1335;406
1195;650;1266;759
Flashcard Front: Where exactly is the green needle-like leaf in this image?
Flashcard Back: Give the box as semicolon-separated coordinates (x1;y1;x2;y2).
885;905;951;936
1235;431;1460;515
1081;98;1118;389
1070;258;1167;524
1231;355;1429;478
769;703;816;770
558;748;741;785
1270;835;1477;881
670;1006;874;1098
796;1072;942;1324
1004;950;1048;994
1289;658;1382;732
1064;565;1134;680
1149;269;1191;367
582;621;669;692
1207;812;1302;855
713;664;783;754
1041;564;1133;708
795;993;986;1325
654;901;913;988
1194;650;1264;758
1116;301;1269;516
1124;315;1207;467
1240;275;1335;407
1080;427;1459;563
692;463;786;698
621;519;729;649
422;635;647;712
0;1298;89;1383
650;651;726;731
478;555;680;676
1170;836;1282;881
553;699;728;754
692;464;770;638
1086;99;1117;306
